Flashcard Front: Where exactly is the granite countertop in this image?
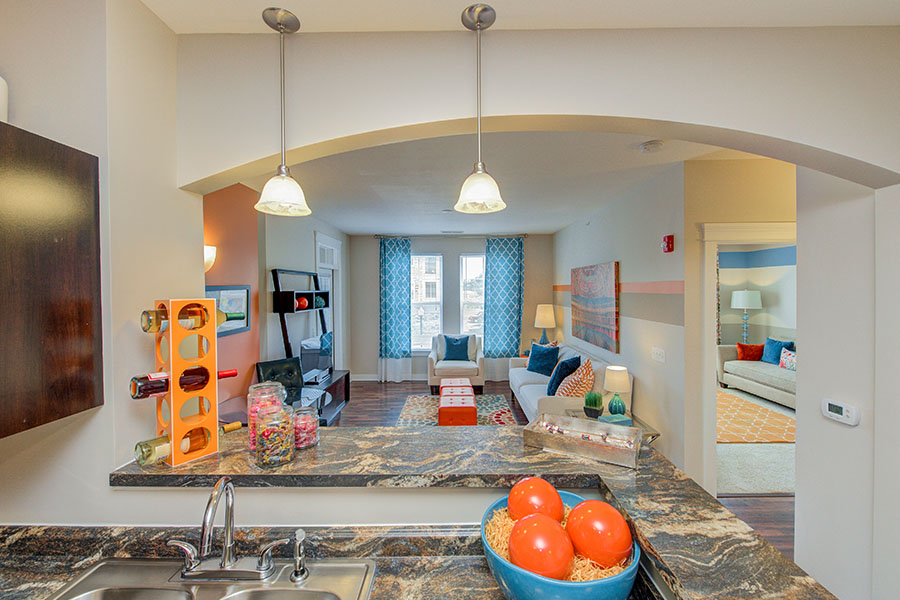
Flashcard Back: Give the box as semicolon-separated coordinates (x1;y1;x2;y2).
110;426;604;488
0;525;662;600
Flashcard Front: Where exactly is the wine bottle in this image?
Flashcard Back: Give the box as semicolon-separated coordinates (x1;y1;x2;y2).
130;367;238;399
134;428;209;466
140;307;245;333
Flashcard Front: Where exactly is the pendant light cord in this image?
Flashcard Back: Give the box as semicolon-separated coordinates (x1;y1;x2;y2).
476;26;482;166
279;26;287;168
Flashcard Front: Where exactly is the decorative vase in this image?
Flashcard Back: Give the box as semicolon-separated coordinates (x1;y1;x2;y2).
608;393;627;416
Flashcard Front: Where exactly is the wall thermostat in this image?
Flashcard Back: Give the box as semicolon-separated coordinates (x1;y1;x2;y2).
821;398;860;426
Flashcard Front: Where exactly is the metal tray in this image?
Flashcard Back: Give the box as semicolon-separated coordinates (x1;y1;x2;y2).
523;413;642;469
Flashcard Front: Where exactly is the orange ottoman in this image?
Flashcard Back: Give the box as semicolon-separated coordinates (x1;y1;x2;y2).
440;377;471;392
438;396;477;426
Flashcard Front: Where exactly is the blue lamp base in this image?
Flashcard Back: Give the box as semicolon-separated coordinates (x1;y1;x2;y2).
741;310;750;344
539;329;549;345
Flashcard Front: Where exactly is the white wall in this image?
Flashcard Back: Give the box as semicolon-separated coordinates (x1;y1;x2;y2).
872;183;900;600
795;167;876;600
349;235;554;380
261;214;350;369
176;27;900;190
719;245;797;343
554;165;686;465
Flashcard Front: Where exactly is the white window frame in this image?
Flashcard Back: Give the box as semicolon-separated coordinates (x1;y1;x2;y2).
459;253;486;336
411;254;443;351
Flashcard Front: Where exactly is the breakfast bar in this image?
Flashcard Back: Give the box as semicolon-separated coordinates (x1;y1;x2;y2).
0;426;834;599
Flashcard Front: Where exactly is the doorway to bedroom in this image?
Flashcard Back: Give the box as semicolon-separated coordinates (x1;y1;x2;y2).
715;242;797;497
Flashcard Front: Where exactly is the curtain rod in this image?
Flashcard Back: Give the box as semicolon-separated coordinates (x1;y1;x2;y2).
373;234;528;239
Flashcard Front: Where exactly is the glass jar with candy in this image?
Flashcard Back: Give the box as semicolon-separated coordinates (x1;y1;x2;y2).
293;406;319;450
247;381;286;451
255;404;294;468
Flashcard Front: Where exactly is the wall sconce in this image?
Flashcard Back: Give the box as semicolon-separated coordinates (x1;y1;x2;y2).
203;245;217;273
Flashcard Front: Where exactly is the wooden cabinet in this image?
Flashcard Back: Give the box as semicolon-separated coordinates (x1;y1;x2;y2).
0;122;103;438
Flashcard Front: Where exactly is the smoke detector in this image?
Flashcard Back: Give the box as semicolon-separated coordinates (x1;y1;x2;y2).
639;140;665;154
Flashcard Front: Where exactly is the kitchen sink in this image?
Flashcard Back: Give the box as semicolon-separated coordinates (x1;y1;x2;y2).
50;558;375;600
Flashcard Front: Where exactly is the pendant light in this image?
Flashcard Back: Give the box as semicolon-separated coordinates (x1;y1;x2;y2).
255;8;311;217
454;4;506;214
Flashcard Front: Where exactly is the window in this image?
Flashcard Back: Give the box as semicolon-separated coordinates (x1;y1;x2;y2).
411;254;442;350
460;254;485;335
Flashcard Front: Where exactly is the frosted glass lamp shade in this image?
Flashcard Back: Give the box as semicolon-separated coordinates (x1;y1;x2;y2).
604;366;631;393
254;170;311;216
203;245;217;273
731;290;762;310
454;166;505;214
534;304;556;329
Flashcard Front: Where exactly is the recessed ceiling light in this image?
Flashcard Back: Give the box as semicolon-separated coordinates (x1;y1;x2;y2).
441;209;454;213
639;140;665;154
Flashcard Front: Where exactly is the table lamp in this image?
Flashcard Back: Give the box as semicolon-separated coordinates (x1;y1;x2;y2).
599;366;632;426
731;290;762;344
534;304;556;345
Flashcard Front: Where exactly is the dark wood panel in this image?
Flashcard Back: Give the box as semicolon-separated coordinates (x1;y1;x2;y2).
718;495;795;560
0;122;103;438
335;380;526;427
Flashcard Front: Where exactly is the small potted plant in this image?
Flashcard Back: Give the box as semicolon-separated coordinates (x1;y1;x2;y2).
584;391;603;419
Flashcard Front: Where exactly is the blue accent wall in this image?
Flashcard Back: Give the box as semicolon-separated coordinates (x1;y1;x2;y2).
719;245;796;269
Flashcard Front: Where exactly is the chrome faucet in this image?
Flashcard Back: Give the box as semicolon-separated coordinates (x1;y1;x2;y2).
200;476;236;567
167;476;291;581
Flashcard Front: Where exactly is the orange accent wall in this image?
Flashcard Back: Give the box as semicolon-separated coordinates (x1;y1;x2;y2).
203;184;260;404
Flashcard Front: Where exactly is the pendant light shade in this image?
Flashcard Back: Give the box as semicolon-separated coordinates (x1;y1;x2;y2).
455;163;505;213
456;4;505;214
254;8;310;217
256;165;311;216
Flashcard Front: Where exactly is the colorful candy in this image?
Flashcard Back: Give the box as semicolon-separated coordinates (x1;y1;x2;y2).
247;382;285;450
255;404;294;468
293;407;319;450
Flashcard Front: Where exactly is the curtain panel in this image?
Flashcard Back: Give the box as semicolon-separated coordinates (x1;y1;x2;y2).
379;237;412;381
483;237;524;358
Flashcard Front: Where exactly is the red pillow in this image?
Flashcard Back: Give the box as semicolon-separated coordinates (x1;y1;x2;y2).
736;343;764;361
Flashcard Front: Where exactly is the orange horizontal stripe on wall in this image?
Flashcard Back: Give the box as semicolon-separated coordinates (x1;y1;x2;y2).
554;281;684;294
619;280;685;295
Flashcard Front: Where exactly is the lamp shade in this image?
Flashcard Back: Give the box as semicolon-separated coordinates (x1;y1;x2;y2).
731;290;762;310
454;167;505;214
604;366;631;393
534;304;556;329
203;245;217;273
254;170;311;216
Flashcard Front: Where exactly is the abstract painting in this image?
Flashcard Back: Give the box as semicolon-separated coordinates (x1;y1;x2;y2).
571;262;619;353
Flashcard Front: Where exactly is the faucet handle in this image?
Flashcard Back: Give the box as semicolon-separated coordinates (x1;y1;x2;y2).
167;539;200;573
257;537;291;572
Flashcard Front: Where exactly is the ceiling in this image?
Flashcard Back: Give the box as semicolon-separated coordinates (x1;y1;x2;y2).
241;131;741;236
141;0;900;33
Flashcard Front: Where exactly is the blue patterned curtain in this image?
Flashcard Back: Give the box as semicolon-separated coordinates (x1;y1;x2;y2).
379;238;412;359
484;237;524;358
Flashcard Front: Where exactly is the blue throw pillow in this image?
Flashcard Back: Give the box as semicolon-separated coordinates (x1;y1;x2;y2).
526;342;560;377
443;334;471;361
547;356;581;396
761;338;795;364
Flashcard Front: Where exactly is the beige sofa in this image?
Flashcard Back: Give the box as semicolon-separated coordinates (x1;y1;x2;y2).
508;343;634;422
717;345;796;409
428;334;485;394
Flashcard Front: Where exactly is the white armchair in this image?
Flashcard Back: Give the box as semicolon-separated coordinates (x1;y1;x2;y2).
428;334;485;394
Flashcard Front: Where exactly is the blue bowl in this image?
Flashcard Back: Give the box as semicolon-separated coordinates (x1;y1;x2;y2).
481;490;640;600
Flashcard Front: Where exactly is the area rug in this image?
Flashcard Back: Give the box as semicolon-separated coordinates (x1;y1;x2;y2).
717;390;795;443
396;394;517;426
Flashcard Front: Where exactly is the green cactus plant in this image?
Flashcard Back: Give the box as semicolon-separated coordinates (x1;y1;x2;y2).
584;391;603;419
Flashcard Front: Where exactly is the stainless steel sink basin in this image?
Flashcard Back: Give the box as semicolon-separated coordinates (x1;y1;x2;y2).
49;559;375;600
71;590;192;600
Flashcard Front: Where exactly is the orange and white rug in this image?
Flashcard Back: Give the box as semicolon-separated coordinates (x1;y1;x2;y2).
717;390;795;443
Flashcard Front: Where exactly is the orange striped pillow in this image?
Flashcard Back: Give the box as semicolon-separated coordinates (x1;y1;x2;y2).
524;340;558;368
555;358;594;398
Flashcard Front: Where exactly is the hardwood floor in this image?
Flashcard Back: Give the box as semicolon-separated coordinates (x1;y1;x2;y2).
718;495;795;560
335;380;794;561
334;380;527;426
